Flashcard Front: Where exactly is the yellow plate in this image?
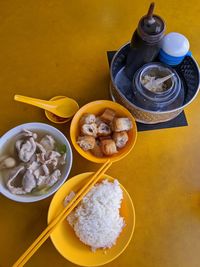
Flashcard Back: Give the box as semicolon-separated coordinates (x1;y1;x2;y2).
48;172;135;266
70;100;137;163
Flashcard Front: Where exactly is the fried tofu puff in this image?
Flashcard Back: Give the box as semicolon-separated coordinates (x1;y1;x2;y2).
100;139;118;156
77;109;132;156
113;131;129;149
79;113;96;125
81;123;97;137
97;122;111;136
95;116;104;126
100;109;116;123
77;136;95;151
91;141;104;157
112;118;132;132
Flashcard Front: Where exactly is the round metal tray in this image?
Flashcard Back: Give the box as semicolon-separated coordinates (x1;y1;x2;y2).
110;43;200;124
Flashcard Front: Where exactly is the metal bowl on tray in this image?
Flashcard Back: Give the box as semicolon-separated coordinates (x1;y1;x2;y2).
110;42;200;124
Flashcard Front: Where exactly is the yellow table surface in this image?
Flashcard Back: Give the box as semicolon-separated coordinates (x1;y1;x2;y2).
1;1;200;267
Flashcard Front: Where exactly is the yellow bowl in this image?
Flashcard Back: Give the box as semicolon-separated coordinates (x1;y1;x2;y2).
48;172;135;266
70;100;137;163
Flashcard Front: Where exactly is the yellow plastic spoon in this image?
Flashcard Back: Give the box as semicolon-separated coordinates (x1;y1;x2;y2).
14;95;79;118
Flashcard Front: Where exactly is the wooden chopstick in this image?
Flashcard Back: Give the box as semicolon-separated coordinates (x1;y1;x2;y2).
12;159;112;267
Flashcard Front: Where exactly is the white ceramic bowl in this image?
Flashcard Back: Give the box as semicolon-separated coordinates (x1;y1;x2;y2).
0;122;73;202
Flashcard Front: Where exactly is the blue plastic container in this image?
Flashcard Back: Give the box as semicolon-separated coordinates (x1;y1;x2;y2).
159;32;191;66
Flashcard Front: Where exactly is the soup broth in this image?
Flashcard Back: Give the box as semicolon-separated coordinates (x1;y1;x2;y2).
0;129;67;196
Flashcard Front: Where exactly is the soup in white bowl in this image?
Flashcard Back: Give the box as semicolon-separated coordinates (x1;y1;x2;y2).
0;123;73;202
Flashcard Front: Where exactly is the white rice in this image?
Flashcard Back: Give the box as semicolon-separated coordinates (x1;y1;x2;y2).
66;179;125;251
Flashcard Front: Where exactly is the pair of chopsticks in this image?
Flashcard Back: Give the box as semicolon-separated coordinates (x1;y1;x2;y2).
13;159;112;267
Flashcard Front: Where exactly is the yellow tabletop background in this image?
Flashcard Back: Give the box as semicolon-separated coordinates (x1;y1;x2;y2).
1;1;200;267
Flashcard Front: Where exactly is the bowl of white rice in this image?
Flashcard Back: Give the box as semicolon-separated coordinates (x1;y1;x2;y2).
48;172;135;266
